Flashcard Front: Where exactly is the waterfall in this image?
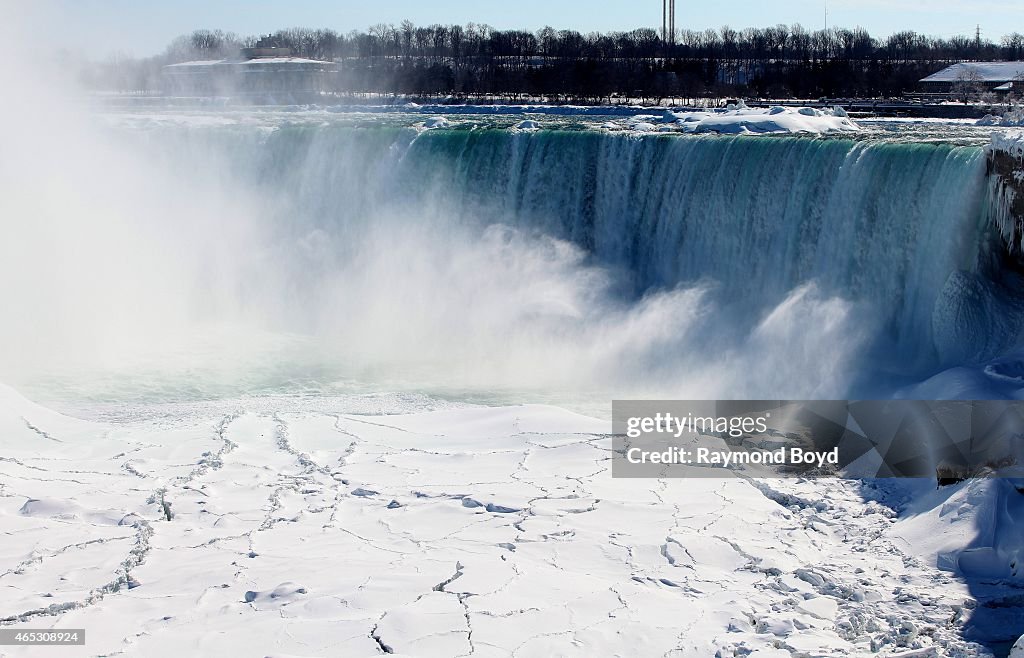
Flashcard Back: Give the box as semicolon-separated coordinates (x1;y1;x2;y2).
398;131;989;350
199;126;989;371
20;122;1000;399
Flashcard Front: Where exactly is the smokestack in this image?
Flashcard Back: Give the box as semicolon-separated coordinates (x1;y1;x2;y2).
663;0;667;43
663;0;676;45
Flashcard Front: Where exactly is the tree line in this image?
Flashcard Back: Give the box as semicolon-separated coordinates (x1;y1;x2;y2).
81;23;1024;102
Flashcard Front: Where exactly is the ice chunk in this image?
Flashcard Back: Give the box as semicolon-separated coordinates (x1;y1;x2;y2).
423;116;450;129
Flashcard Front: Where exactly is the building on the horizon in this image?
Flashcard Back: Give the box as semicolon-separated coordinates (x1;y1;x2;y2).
162;35;339;99
920;62;1024;97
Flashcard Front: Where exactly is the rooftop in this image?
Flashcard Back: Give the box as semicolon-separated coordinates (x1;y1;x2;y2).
921;61;1024;83
165;57;330;68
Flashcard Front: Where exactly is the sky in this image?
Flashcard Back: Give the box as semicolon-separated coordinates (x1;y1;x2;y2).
16;0;1024;58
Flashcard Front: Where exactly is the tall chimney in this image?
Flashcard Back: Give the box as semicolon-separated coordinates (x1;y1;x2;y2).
663;0;668;43
662;0;677;46
666;0;676;45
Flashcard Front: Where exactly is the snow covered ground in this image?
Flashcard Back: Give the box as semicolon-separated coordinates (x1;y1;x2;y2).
1;384;1019;657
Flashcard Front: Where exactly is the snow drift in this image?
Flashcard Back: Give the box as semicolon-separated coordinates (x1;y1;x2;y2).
666;104;859;135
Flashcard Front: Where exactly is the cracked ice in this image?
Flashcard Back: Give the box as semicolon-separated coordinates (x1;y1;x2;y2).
0;385;1015;657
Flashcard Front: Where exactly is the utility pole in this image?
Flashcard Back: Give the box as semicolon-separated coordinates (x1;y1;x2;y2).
976;24;982;51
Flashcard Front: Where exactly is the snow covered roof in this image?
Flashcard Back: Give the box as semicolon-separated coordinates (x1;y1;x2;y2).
164;59;225;67
920;61;1024;83
237;57;328;65
165;57;331;69
995;81;1016;91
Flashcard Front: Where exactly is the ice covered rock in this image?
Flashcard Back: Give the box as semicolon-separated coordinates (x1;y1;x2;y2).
978;109;1024;127
423;116;450;129
991;129;1024;157
665;105;858;135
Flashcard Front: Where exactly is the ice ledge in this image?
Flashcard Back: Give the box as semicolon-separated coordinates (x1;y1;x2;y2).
985;130;1024;252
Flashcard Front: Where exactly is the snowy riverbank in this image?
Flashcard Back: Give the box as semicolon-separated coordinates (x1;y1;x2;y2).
0;384;1018;657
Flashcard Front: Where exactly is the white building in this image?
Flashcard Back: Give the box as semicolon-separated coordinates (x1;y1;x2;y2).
920;61;1024;93
162;46;338;99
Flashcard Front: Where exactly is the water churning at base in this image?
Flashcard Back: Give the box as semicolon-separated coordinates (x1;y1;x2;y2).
5;121;1007;400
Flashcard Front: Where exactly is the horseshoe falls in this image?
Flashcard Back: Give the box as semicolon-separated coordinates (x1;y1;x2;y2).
35;122;1000;403
3;120;1015;402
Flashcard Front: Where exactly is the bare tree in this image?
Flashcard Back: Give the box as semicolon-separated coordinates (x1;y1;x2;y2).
953;67;985;103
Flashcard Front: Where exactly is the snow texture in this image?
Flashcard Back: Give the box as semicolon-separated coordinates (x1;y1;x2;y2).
664;104;859;135
0;384;1014;657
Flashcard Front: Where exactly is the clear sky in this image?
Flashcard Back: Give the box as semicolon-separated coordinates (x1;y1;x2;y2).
18;0;1024;58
